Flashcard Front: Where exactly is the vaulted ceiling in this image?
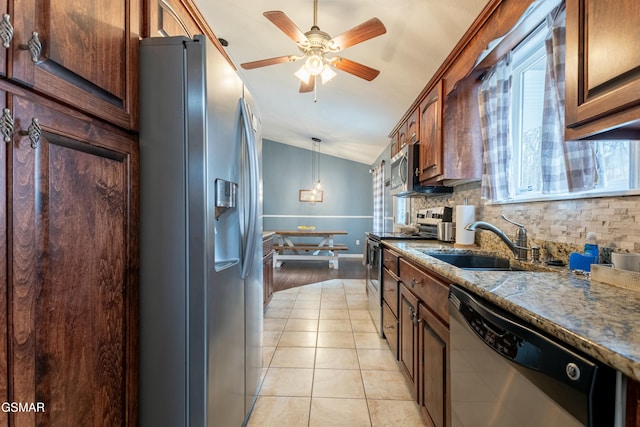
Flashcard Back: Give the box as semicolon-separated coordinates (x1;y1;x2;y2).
195;0;488;164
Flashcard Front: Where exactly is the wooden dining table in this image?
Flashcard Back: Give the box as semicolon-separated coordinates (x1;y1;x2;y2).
270;230;349;269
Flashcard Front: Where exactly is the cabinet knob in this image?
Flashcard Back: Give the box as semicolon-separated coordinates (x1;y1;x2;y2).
0;108;13;143
0;14;13;48
20;117;41;148
19;31;41;63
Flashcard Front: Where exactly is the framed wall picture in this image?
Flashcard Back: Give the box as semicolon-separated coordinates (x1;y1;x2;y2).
299;189;323;202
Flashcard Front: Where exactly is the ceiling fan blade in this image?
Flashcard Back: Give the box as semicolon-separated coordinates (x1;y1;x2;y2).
329;18;386;51
241;55;294;70
332;57;380;81
299;75;316;93
264;11;309;44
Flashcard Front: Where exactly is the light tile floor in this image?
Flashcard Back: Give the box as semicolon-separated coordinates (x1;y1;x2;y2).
247;279;427;427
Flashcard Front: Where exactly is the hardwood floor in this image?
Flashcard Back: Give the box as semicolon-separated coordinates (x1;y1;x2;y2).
273;259;366;292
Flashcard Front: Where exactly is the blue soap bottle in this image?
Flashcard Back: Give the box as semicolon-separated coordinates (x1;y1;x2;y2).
584;232;599;262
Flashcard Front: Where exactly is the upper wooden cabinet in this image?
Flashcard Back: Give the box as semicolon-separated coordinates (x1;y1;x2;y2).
418;80;444;183
148;0;202;38
398;123;408;152
565;0;640;139
1;0;140;130
407;108;419;146
390;131;399;158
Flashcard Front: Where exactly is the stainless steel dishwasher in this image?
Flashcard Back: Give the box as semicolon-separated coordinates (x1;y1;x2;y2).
448;285;620;427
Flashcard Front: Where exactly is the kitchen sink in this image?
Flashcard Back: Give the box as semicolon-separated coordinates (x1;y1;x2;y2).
422;252;523;271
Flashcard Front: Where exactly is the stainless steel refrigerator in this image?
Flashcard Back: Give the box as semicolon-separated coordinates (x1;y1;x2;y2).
139;35;263;427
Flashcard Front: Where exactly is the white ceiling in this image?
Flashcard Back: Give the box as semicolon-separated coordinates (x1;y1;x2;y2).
195;0;489;165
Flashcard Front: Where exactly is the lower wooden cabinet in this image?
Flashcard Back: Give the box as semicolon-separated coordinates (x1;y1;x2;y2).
398;258;451;427
399;284;419;396
6;90;139;426
419;304;450;427
382;301;399;359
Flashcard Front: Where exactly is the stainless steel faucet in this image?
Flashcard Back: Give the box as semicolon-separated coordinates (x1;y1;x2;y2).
464;215;531;261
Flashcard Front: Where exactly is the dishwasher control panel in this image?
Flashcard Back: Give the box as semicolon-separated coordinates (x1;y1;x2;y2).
462;303;523;359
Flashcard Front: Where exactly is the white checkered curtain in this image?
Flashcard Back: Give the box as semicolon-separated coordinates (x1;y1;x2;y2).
372;162;385;231
478;54;513;201
542;2;597;194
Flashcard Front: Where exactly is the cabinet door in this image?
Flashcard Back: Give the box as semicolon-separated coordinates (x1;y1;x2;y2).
0;0;6;77
382;301;398;359
390;131;400;157
565;0;640;138
9;0;140;130
0;89;6;427
419;303;450;427
419;80;443;182
399;283;419;397
9;94;138;426
382;267;399;317
398;123;408;151
148;0;202;37
407;108;420;145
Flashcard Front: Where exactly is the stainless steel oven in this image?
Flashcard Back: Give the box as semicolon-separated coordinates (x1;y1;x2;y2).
449;285;621;426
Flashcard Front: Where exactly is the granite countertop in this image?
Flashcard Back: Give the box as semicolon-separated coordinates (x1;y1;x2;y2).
383;240;640;382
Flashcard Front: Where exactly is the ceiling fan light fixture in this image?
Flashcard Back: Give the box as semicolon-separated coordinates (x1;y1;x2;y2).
304;54;324;76
294;66;311;84
320;65;337;84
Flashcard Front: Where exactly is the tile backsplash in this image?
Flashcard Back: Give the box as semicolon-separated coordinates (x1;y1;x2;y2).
411;182;640;263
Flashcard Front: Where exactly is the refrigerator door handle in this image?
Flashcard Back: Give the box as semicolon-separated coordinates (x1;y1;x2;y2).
240;99;259;278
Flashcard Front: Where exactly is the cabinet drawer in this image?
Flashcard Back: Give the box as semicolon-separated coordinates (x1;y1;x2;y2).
383;267;399;317
399;259;449;325
383;249;399;273
382;302;398;359
263;236;273;256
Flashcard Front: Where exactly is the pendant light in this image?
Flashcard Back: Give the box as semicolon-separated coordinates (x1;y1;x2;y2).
310;137;323;199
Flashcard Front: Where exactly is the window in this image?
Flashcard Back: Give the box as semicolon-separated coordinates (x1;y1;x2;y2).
504;25;640;202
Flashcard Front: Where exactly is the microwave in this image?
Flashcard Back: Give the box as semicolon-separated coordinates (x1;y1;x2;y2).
389;144;452;197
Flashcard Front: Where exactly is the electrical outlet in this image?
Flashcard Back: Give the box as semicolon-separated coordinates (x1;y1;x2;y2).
356;239;360;245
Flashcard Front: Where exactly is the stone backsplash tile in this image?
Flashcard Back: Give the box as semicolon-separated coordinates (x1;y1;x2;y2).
411;181;640;261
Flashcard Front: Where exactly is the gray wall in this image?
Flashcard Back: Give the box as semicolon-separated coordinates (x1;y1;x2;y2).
262;139;372;254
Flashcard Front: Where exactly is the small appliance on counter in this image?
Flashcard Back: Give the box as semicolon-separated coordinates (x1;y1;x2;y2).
416;207;454;242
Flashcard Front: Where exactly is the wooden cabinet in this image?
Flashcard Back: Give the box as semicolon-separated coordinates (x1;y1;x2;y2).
407;108;419;146
382;302;399;359
263;235;274;309
442;76;482;183
3;0;140;130
7;90;138;426
398;256;451;427
148;0;203;38
418;304;450;427
565;0;640;140
399;283;419;395
398;123;408;152
626;377;640;427
418;80;444;183
390;132;399;157
0;87;7;427
382;248;400;357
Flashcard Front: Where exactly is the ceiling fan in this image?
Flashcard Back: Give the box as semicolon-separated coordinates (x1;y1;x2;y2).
240;0;387;93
